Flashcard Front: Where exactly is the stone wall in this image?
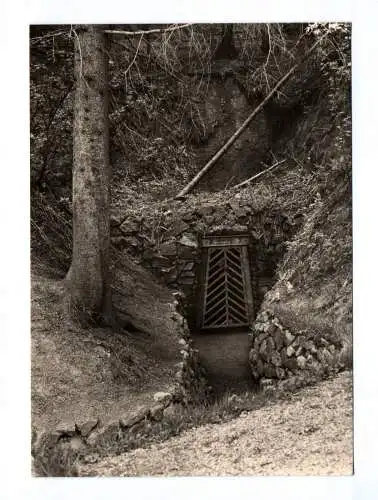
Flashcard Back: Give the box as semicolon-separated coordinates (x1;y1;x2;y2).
249;308;348;392
112;194;301;331
32;298;210;476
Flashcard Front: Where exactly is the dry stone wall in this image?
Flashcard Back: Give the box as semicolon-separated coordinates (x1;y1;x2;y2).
32;298;210;477
112;193;301;330
249;308;347;392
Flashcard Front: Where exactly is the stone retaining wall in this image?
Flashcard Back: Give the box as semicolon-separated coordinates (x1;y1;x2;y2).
32;299;210;477
112;195;301;329
249;308;346;392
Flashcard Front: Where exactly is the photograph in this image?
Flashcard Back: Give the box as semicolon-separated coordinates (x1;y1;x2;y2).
30;22;352;477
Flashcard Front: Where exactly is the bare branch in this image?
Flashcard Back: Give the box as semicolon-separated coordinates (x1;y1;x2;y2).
231;159;287;190
105;23;193;37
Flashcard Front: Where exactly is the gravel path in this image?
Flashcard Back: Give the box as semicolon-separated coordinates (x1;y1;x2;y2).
81;371;353;476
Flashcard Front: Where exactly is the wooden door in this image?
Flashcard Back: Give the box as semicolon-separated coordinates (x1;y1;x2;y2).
198;236;254;330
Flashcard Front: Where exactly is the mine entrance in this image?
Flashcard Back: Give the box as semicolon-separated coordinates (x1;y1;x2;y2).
198;235;254;331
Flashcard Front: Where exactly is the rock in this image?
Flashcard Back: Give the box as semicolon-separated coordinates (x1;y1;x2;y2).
56;420;76;436
65;435;86;452
286;345;295;357
150;255;170;267
82;453;99;465
328;344;336;354
256;358;265;376
274;328;285;351
197;205;214;218
87;422;121;447
178;247;197;259
304;340;317;354
284;330;295;346
153;392;172;404
120;220;140;234
159;241;176;256
271;351;282;367
179;234;198;248
178;338;188;347
119;409;147;429
259;339;268;360
295;346;303;357
172;220;189;235
149;405;165;421
297;355;307;369
285;358;298;371
76;419;99;438
163;404;177;418
263;363;276;378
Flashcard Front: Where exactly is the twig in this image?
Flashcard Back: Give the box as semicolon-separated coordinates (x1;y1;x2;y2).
30;30;66;43
105;23;192;37
231;159;287;190
124;34;144;89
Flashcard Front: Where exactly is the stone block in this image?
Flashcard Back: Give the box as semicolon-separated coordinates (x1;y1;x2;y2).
179;234;198;248
149;405;165;421
56;420;76;436
75;419;99;438
159;241;177;256
119;409;147;429
297;355;307;369
120;220;140;234
284;330;295;346
172;220;190;235
271;351;282;367
286;345;295;357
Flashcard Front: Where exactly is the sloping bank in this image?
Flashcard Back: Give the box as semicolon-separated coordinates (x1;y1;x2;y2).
249;174;352;390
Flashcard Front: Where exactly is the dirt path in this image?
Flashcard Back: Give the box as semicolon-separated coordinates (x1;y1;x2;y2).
193;331;253;391
80;371;353;476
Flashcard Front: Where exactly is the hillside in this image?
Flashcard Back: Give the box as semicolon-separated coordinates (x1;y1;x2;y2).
30;23;352;476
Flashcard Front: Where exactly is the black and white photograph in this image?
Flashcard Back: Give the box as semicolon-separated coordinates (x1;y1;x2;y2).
28;21;354;478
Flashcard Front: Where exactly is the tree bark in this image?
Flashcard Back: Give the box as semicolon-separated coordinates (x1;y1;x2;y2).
66;25;112;325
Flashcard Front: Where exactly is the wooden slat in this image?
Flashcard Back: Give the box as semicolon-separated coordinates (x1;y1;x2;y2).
201;238;254;330
202;235;249;248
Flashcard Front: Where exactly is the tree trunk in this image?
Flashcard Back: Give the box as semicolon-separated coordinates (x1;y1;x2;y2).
66;25;112;325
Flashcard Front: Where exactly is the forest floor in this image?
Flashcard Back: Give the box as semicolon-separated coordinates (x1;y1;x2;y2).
80;370;353;476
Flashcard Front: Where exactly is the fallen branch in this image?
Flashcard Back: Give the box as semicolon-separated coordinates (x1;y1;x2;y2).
231;159;286;190
105;24;192;37
175;33;328;199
